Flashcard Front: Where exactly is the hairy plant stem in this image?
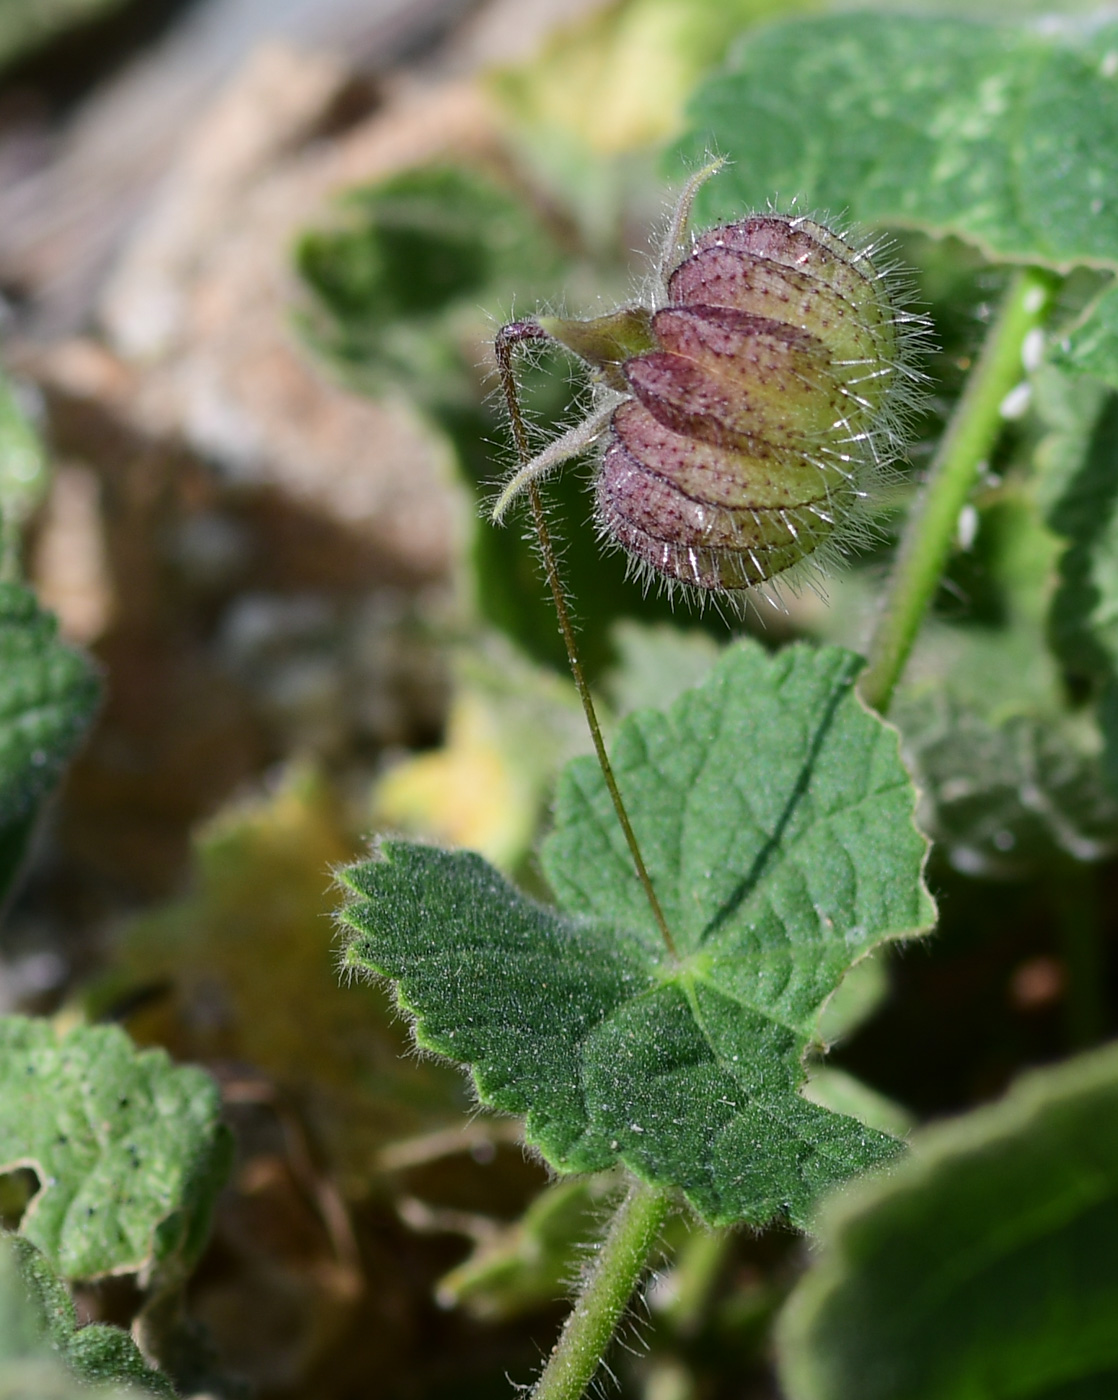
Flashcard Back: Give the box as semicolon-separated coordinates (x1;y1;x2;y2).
496;322;678;959
859;265;1058;714
496;323;679;1400
532;1179;672;1400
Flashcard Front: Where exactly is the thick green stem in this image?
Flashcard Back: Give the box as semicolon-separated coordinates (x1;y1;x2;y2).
533;1180;672;1400
859;265;1058;715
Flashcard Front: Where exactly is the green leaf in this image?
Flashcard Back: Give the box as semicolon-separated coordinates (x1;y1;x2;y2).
814;951;889;1048
898;697;1118;876
0;584;101;904
1048;391;1118;684
1033;364;1112;524
341;641;935;1228
0;1017;232;1283
489;0;819;157
64;1325;176;1398
1051;280;1118;390
0;1234;172;1397
777;1040;1118;1400
603;621;722;718
1053;278;1118;391
0;1234;53;1363
296;164;568;406
1033;377;1118;797
678;13;1118;273
800;1067;913;1143
0;374;48;568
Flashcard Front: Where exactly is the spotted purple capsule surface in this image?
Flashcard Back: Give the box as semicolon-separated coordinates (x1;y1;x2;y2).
543;215;913;594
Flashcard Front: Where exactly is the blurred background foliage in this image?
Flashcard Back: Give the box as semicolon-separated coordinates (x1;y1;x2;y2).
1;0;1117;1396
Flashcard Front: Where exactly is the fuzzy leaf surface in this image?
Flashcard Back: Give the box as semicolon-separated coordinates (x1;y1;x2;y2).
0;1234;174;1398
778;1041;1118;1400
679;14;1118;273
342;642;934;1228
0;1017;232;1282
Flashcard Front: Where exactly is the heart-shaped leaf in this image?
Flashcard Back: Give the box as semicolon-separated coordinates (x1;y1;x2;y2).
341;642;934;1228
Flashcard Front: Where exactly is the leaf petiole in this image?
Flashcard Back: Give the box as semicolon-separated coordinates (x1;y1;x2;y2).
532;1179;672;1400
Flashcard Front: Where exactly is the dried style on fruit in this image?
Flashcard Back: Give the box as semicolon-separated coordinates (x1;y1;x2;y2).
494;166;927;598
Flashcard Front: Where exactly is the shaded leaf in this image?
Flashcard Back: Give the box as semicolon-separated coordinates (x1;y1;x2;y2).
0;1234;172;1397
778;1041;1118;1400
897;487;1067;726
883;451;1118;873
1051;279;1118;391
899;698;1118;877
1047;391;1118;684
341;642;935;1228
1032;363;1112;525
0;1017;231;1284
679;14;1118;274
1037;381;1118;796
0;584;100;904
296;164;568;406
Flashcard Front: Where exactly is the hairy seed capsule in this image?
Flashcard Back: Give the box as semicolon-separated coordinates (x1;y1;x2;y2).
495;198;924;597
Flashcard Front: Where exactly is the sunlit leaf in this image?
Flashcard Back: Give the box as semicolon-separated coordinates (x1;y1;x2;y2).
342;642;934;1227
679;14;1118;273
0;1018;230;1284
